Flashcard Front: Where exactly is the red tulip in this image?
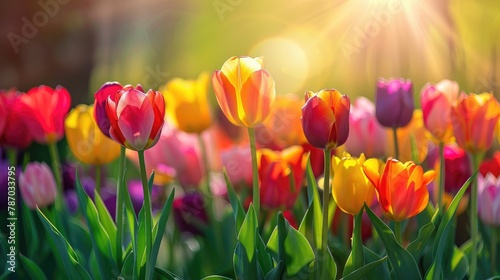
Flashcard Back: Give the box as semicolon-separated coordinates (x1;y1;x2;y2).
0;89;32;149
19;85;71;144
301;89;350;150
258;145;308;209
100;84;165;151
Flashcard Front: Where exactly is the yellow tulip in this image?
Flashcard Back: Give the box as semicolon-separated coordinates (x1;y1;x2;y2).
162;72;212;133
65;104;120;165
331;152;376;215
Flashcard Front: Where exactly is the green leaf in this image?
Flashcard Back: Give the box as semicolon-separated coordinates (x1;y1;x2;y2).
299;159;323;251
363;246;390;279
224;169;246;233
234;204;261;280
36;209;92;280
147;189;175;278
154;266;183;279
425;173;474;280
257;235;274;276
135;208;148;278
120;251;135;279
264;261;285;280
342;256;387;280
343;210;364;277
93;189;117;260
202;276;234;280
364;204;421;280
267;212;316;278
76;175;119;278
21;203;39;259
407;211;437;261
19;254;48;280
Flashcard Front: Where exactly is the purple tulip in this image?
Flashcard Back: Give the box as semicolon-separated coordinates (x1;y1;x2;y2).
375;78;414;128
173;193;208;235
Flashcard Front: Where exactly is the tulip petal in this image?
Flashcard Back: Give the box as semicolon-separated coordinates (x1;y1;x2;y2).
117;96;154;151
301;96;335;149
212;71;244;127
239;69;276;127
221;56;262;90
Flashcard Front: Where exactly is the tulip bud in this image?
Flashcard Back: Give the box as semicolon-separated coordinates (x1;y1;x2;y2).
19;162;57;209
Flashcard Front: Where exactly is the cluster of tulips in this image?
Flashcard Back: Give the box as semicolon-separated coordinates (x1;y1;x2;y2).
1;55;500;279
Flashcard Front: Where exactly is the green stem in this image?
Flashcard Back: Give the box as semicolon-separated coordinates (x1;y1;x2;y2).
321;149;332;278
115;147;126;269
248;127;260;214
352;210;364;269
95;165;102;195
395;221;402;245
492;228;498;275
469;152;484;280
7;149;17;167
138;150;153;279
392;127;399;160
197;133;211;195
48;142;63;211
437;142;445;214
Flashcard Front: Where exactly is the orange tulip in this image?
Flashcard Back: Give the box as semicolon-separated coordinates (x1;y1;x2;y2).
363;158;435;222
212;56;276;128
450;93;500;154
256;94;307;149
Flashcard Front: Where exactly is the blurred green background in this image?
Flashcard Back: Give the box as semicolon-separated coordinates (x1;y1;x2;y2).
1;0;500;105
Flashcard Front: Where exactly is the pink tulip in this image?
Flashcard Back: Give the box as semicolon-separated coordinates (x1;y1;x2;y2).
128;125;203;187
221;145;253;187
102;85;165;151
421;79;459;143
19;85;71;144
19;162;57;209
478;173;500;226
344;97;387;157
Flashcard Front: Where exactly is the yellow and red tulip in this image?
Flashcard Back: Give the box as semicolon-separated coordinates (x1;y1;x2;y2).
212;56;276;128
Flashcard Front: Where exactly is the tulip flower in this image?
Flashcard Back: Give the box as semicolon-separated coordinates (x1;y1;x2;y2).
161;72;212;133
212;56;276;128
98;84;165;151
258;145;308;209
301;89;350;150
421;79;459;143
0;89;33;149
363;158;435;222
450;93;500;154
344;97;387;158
221;145;253;187
93;82;133;138
0;96;6;137
331;152;376;215
480;152;500;177
375;78;414;129
386;110;429;163
173;193;209;235
19;85;71;144
257;94;307;150
478;173;500;226
126;125;203;187
19;162;57;209
65;104;121;165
